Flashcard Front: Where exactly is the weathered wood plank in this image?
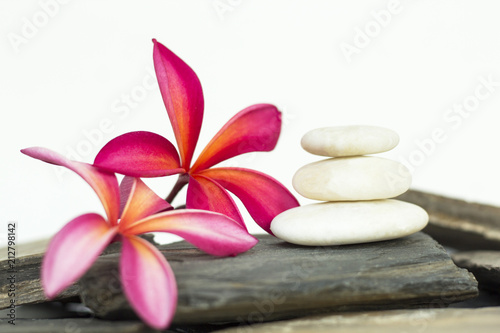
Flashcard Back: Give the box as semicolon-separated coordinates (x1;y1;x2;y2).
79;233;478;325
0;234;156;310
215;307;500;333
452;251;500;291
0;318;157;333
397;190;500;250
0;252;80;309
0;239;49;261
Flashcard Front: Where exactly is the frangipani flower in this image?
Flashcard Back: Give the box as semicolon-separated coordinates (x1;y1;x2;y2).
94;39;299;234
21;147;258;329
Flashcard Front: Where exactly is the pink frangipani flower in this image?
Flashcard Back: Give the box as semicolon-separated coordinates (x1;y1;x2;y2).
21;147;258;330
94;39;299;234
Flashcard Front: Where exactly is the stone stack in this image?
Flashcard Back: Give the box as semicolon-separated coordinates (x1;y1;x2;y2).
271;125;429;246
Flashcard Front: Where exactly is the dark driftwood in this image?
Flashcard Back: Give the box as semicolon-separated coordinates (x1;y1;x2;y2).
0;318;157;333
0;253;80;310
79;233;478;325
452;251;500;292
397;190;500;250
0;234;156;310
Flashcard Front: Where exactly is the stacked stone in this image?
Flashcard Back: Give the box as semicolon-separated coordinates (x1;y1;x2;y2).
271;125;429;246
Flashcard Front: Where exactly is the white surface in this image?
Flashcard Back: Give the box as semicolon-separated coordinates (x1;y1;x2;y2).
301;126;399;157
271;199;429;246
1;1;500;243
293;156;411;201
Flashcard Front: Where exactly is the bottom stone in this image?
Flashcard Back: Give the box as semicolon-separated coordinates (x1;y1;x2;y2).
271;199;429;246
79;233;476;325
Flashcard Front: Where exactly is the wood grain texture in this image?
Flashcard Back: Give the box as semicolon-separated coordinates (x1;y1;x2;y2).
0;318;157;333
452;251;500;291
0;252;79;309
215;307;500;333
0;234;156;310
398;190;500;250
79;233;478;325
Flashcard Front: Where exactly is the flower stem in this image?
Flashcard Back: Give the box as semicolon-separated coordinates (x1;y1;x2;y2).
166;173;189;204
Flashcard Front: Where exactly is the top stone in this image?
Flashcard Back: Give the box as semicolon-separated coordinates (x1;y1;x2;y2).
301;125;400;157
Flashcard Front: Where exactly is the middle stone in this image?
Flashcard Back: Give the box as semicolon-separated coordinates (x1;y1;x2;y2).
293;156;411;201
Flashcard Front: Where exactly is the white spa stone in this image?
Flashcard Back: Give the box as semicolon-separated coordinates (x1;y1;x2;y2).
301;126;400;157
292;156;411;201
270;199;429;246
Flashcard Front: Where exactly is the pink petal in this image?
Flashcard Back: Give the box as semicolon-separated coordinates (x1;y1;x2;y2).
119;177;172;230
21;147;120;224
94;131;184;177
119;176;135;216
190;104;281;173
122;210;258;257
186;175;245;229
199;167;300;235
121;235;177;330
41;213;117;298
153;39;204;169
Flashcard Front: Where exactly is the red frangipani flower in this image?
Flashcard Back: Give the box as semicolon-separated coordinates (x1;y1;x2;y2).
21;147;258;330
94;40;299;233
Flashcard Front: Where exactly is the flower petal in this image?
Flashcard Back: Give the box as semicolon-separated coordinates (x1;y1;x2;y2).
190;104;281;172
199;167;300;235
186;175;245;229
21;147;120;224
119;176;135;216
153;39;204;169
121;235;177;330
122;210;258;256
119;177;172;230
41;213;117;298
94;131;184;177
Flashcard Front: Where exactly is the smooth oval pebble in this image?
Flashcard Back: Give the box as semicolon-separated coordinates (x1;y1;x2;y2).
301;126;399;157
293;156;411;201
271;199;429;246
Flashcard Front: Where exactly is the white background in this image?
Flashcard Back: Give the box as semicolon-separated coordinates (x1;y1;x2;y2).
2;0;500;244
